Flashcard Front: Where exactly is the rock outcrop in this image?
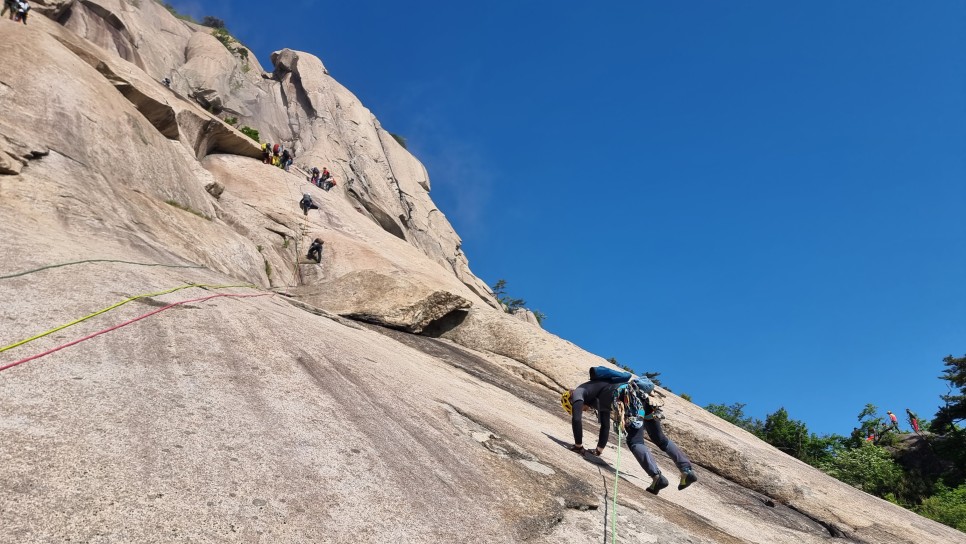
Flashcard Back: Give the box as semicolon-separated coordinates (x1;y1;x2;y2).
1;4;963;544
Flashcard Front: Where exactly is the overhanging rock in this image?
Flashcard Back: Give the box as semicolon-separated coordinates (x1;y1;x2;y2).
297;270;473;334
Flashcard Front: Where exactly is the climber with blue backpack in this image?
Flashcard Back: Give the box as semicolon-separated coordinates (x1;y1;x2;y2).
561;366;698;495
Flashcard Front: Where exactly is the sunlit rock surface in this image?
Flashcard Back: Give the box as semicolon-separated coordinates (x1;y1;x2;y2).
0;5;962;543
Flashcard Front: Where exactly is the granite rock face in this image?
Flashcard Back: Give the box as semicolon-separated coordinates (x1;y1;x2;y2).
0;5;963;544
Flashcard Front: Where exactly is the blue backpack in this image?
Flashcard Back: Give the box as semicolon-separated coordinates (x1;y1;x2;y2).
589;366;633;384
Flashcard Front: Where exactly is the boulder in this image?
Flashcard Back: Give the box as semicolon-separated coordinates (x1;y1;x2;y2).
298;269;472;333
510;308;542;327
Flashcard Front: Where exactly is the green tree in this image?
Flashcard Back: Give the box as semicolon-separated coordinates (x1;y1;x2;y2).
818;443;905;498
603;359;664;387
916;482;966;532
799;433;847;467
705;402;763;435
762;407;810;458
933;354;966;433
857;403;887;439
532;310;547;325
390;132;408;149
202;15;225;28
212;27;234;50
606;357;635;374
239;126;259;142
491;279;526;312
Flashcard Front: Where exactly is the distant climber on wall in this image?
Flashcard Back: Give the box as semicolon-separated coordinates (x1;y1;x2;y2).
308;167;321;186
320;168;336;191
299;193;318;216
272;143;281;165
306;238;324;263
280;148;292;171
261;143;272;164
561;373;698;495
2;0;16;20
13;0;28;24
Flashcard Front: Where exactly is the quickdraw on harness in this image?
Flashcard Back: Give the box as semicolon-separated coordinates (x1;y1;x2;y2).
610;377;663;435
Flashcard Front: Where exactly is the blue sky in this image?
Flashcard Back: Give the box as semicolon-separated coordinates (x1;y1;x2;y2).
168;1;965;436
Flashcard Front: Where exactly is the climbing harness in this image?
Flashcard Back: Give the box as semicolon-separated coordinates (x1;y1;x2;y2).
611;378;663;433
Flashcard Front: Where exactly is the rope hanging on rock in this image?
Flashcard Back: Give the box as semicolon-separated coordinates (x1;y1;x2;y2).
0;292;271;373
611;402;626;544
0;259;204;281
0;283;254;355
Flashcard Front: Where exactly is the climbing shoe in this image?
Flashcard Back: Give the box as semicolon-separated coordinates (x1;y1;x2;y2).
678;469;698;490
646;474;669;495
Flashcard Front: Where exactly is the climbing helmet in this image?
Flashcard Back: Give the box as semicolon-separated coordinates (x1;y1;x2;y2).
560;390;574;415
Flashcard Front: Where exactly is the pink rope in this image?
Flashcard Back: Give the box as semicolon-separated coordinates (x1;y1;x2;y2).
0;292;271;373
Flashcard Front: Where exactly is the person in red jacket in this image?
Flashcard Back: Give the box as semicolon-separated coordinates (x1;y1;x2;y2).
906;409;920;434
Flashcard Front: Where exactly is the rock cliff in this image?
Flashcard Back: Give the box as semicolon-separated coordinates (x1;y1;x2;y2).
1;3;963;543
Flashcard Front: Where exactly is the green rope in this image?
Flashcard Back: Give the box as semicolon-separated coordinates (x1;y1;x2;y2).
611;413;624;543
0;260;203;280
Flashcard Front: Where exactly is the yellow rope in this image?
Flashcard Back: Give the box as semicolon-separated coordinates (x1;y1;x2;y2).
0;283;254;354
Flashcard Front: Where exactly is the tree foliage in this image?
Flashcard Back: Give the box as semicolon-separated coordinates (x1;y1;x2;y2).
857;403;885;434
916;482;966;532
202;15;225;28
491;279;525;311
818;443;904;498
159;2;198;23
605;358;664;386
490;279;547;323
212;27;234;50
239;126;259;142
606;357;635;375
707;354;966;533
705;402;762;434
933;354;966;433
390;132;408;149
761;408;810;457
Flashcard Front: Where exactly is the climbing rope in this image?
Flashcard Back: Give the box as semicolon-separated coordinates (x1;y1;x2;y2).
0;283;253;355
0;259;203;281
611;404;626;544
281;158;316;287
0;291;271;373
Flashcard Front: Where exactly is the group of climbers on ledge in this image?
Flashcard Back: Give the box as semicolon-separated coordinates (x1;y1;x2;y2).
308;166;336;191
857;408;921;443
261;142;294;171
2;0;30;24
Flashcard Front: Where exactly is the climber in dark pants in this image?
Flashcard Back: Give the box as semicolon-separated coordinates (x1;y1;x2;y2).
306;238;324;263
299;193;318;216
562;378;698;494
